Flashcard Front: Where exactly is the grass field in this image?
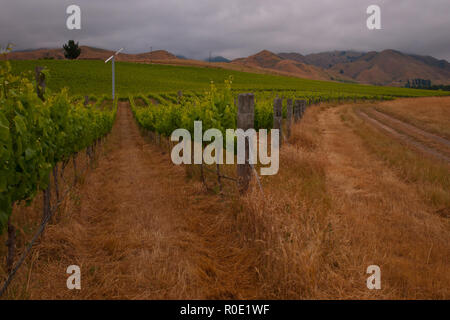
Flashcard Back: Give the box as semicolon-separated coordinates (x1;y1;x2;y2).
2;58;450;300
4;97;449;299
9;60;450;98
373;97;450;139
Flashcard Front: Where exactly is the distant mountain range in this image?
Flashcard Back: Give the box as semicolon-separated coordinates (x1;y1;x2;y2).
278;51;365;69
6;46;450;86
231;50;351;82
205;56;230;63
276;50;450;86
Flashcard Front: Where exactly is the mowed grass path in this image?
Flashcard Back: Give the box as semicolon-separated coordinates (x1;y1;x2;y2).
9;60;449;97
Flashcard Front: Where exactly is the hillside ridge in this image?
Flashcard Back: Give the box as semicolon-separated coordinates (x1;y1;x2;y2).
6;46;450;86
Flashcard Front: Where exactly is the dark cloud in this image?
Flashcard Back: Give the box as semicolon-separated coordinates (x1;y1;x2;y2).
1;0;449;60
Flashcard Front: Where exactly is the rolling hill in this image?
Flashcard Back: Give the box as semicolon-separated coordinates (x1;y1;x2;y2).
5;47;340;82
6;46;450;86
205;56;231;63
330;50;450;86
279;51;365;69
279;50;450;86
231;50;351;82
10;59;446;98
6;46;177;62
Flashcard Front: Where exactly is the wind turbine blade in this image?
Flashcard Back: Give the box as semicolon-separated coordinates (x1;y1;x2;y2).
115;48;124;55
105;55;114;63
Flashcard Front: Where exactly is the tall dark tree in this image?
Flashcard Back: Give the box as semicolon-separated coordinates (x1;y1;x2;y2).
63;40;81;60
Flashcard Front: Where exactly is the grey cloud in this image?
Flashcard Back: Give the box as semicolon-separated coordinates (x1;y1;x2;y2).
0;0;449;61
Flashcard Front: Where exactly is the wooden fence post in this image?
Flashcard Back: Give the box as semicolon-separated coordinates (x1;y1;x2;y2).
286;98;293;138
273;98;282;146
237;93;254;194
294;100;301;122
300;100;306;118
84;96;89;106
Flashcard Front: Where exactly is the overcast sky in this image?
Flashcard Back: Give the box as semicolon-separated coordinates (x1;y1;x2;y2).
1;0;449;61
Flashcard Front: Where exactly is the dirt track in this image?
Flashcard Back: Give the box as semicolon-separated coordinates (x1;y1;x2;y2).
316;104;450;298
370;109;450;150
357;108;450;164
14;102;256;299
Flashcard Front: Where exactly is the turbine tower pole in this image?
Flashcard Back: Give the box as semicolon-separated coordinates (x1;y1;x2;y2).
105;48;124;100
112;56;115;99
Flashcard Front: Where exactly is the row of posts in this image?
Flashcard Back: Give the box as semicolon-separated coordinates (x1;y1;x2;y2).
138;90;311;194
237;94;309;193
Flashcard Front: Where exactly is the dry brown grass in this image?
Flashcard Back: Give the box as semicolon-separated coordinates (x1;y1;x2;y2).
2;103;259;299
234;102;449;299
360;108;450;161
2;99;449;300
374;97;450;139
350;104;450;210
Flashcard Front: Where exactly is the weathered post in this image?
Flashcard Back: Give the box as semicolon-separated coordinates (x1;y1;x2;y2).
273;98;283;146
177;90;183;104
112;57;115;100
286;99;293;138
84;96;89;106
300;100;306;118
237;93;254;194
294;100;301;122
